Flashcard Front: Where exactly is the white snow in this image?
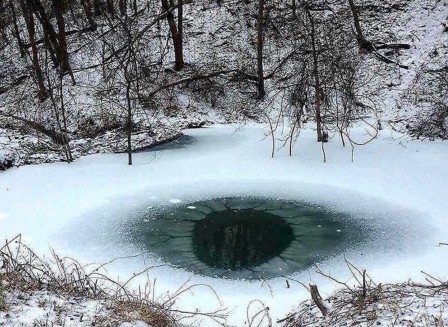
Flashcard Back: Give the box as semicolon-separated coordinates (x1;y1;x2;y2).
0;291;106;326
0;124;447;326
120;322;150;327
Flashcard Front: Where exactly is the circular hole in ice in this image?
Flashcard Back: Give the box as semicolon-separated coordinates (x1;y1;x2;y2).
127;197;367;279
192;208;294;270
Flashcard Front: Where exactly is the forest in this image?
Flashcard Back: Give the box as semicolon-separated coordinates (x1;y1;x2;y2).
0;0;448;326
0;0;446;170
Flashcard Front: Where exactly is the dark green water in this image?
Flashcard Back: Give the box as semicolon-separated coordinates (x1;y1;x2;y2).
126;197;366;279
193;208;294;270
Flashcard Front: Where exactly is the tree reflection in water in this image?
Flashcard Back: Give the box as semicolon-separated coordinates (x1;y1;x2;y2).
126;197;368;279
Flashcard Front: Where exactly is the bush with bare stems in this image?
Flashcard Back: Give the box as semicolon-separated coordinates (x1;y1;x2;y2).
279;259;448;327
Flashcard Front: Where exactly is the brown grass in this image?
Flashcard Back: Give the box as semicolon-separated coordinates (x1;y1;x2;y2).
0;235;227;326
279;261;448;327
0;278;7;311
106;300;176;327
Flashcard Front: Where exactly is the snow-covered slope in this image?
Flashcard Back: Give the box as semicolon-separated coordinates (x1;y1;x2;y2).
365;0;448;131
0;0;446;170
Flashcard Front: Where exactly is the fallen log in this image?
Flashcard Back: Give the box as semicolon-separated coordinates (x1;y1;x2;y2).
0;111;69;145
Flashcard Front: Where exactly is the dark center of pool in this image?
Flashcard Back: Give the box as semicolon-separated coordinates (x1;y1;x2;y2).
192;209;294;270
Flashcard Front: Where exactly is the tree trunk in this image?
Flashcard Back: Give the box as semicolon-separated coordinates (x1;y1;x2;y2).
256;0;265;100
80;0;97;30
27;0;73;80
126;83;132;165
19;0;47;100
52;0;75;83
310;284;328;316
45;68;73;162
347;0;372;51
58;75;73;162
106;0;115;17
177;0;183;70
307;9;324;142
93;0;101;16
27;0;59;57
119;0;126;16
10;3;26;58
161;0;184;71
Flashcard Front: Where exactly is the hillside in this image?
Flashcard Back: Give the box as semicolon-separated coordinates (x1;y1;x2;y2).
0;0;446;170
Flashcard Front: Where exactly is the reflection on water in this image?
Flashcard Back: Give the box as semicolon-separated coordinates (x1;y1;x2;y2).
126;197;369;279
193;208;294;270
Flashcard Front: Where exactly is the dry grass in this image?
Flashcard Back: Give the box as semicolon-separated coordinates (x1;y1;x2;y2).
279;261;448;327
3;234;448;326
281;282;448;326
0;235;228;326
0;278;6;311
104;300;176;327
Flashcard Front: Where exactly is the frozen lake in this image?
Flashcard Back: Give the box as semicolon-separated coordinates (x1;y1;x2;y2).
0;124;447;325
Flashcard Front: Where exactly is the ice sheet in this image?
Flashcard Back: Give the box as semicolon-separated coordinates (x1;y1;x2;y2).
0;124;447;325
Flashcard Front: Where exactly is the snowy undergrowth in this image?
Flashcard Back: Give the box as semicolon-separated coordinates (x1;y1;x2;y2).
0;116;212;171
282;281;448;326
0;235;192;327
1;0;447;172
0;289;170;327
374;0;448;136
1;290;109;327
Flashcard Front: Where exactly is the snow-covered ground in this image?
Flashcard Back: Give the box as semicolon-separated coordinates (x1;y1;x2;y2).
1;290;106;326
0;124;447;326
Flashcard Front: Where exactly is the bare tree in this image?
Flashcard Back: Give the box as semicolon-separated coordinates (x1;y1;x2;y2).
80;0;97;30
23;0;75;83
305;7;325;142
18;0;48;100
256;0;265;100
161;0;184;71
265;0;374;152
50;0;75;83
44;64;74;162
347;0;372;51
9;2;26;58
